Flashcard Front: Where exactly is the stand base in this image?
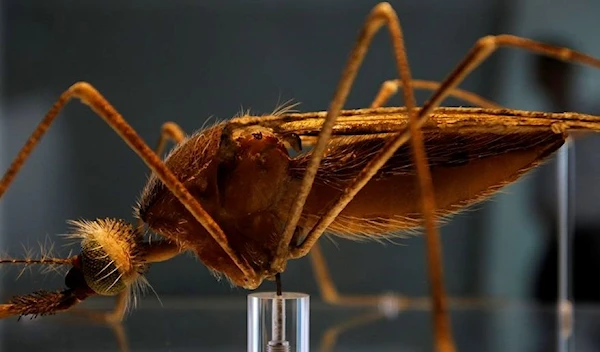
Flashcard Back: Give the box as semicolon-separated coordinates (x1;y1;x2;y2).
248;292;310;352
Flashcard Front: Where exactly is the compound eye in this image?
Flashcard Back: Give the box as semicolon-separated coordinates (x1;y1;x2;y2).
68;219;146;296
80;238;129;295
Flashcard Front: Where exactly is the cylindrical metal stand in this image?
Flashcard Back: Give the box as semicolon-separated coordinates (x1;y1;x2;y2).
556;139;574;352
247;292;309;352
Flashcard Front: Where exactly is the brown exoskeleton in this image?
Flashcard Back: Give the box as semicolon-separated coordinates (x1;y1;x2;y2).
2;2;600;351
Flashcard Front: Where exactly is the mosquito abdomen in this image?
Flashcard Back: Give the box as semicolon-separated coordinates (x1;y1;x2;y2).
295;131;565;237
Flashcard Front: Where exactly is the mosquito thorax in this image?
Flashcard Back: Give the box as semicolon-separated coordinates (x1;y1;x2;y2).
216;124;292;215
137;122;296;289
67;219;146;296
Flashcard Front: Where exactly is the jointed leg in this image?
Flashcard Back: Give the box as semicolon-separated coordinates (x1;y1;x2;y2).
154;122;186;157
136;121;187;232
273;2;428;271
419;35;600;120
292;31;600;256
71;291;130;352
0;83;258;287
310;241;405;307
107;290;129;323
272;3;453;350
310;80;500;307
73;289;128;322
77;122;186;350
319;311;386;352
292;5;600;351
370;79;502;109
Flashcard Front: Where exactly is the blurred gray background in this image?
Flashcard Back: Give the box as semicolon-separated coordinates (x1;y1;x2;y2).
2;0;600;351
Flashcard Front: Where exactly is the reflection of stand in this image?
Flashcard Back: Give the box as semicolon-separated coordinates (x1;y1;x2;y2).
248;292;310;352
556;139;573;352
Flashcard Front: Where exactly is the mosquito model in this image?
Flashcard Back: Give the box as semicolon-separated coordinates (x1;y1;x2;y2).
1;3;600;351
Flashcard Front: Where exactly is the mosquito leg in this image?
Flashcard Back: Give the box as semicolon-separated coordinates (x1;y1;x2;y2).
309;241;404;306
105;288;129;323
370;79;502;108
154;122;186;157
309;241;342;304
135;122;187;232
272;2;429;271
293;10;600;352
418;35;600;123
316;295;506;352
0;82;258;287
279;3;454;350
69;287;128;322
110;321;131;352
291;34;600;255
319;311;386;352
77;123;186;350
70;291;131;352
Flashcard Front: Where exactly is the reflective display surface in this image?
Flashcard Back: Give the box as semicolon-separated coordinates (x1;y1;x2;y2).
2;296;599;352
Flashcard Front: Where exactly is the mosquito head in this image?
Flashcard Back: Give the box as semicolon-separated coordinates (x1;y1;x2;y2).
67;218;148;296
0;219;154;320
